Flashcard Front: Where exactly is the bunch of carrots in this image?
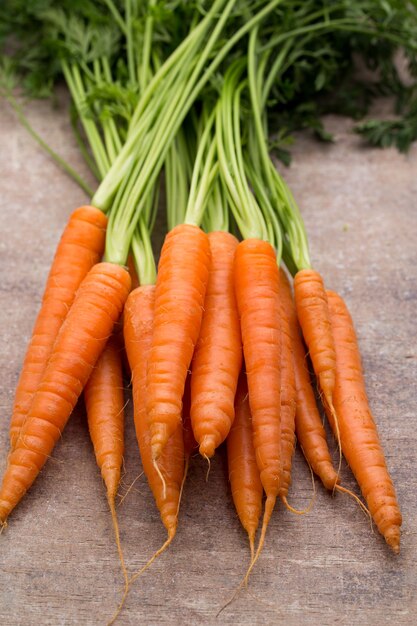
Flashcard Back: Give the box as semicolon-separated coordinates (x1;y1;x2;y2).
1;0;413;620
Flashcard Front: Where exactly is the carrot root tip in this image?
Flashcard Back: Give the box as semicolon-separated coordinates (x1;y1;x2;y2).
199;435;216;459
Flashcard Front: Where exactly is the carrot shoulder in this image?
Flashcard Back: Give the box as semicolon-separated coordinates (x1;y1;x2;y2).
326;290;402;553
147;224;210;460
0;262;131;524
9;205;107;449
124;286;184;541
191;231;242;458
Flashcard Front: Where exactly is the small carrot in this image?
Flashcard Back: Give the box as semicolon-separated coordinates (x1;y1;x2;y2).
84;334;128;597
9;205;107;449
147;224;210;460
0;262;131;524
191;230;242;458
124;285;185;546
326;290;402;553
227;371;263;560
277;269;296;501
280;269;338;492
234;239;281;565
294;269;336;411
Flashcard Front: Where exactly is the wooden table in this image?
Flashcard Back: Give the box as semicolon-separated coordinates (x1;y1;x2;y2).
0;96;416;625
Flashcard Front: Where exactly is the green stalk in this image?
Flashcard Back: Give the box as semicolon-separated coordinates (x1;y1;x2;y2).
62;62;110;180
131;217;157;286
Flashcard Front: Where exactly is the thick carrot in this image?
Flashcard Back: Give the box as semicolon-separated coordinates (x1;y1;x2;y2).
294;269;336;410
191;231;242;458
280;270;338;491
84;333;128;604
277;270;296;500
234;239;281;565
326;290;402;553
147;224;210;460
0;262;131;524
227;372;263;560
9;205;107;449
124;286;185;542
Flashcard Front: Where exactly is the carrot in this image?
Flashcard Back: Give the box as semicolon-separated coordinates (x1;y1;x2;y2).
280;269;338;492
293;267;343;479
293;269;337;414
277;269;297;501
234;238;281;571
191;230;242;458
9;205;107;449
147;224;210;460
227;372;263;560
84;334;128;597
326;290;402;553
182;375;198;461
0;262;131;524
124;285;184;544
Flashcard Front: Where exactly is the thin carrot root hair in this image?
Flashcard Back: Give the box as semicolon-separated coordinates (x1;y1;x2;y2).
243;495;276;587
334;484;372;524
129;531;175;587
152;458;167;500
219;494;277;616
203;454;211;482
117;471;144;507
281;456;316;516
106;494;129;626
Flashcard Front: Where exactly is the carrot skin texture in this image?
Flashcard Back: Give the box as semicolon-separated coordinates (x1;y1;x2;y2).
294;269;336;406
277;270;297;497
147;224;210;459
234;239;281;500
124;286;184;537
9;206;107;449
227;372;263;551
182;375;198;459
326;290;402;552
191;231;242;458
280;271;338;491
0;262;131;523
84;334;125;498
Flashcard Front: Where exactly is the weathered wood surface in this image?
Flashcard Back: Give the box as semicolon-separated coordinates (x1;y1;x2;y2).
0;96;416;626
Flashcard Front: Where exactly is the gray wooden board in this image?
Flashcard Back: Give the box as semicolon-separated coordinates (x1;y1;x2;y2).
0;94;416;626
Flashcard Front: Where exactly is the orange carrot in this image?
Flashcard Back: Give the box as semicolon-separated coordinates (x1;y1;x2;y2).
234;239;281;569
277;269;296;500
147;224;210;460
124;285;184;544
0;262;131;524
294;269;336;411
85;334;125;501
191;231;242;458
182;375;198;460
84;333;128;604
326;290;402;552
227;372;263;560
9;205;107;449
280;272;339;491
